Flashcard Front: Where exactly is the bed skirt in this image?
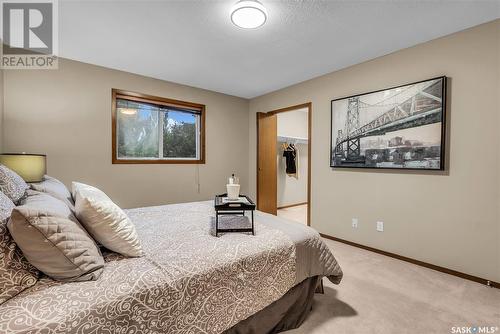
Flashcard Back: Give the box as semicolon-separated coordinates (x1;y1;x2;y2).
225;276;321;334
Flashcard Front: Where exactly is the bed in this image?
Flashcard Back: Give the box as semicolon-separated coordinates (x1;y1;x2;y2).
0;200;343;334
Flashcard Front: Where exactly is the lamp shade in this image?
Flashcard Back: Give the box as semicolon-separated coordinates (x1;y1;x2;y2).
0;154;46;182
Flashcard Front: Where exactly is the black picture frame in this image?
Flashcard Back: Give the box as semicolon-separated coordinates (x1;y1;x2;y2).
330;76;447;171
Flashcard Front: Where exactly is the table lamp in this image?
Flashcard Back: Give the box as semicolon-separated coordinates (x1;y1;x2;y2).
0;153;46;182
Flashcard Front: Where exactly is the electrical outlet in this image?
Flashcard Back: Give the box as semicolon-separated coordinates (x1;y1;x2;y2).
376;221;384;232
352;218;358;228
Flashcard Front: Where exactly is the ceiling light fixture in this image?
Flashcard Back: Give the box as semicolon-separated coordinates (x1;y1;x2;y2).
119;108;138;115
231;0;267;29
118;100;138;116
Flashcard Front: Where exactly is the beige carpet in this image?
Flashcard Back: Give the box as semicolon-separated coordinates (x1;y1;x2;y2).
277;204;308;225
290;238;500;334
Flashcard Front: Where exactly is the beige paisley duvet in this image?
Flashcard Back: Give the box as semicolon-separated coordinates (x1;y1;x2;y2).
0;201;342;334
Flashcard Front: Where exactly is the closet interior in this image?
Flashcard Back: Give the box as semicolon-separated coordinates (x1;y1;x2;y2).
276;108;309;225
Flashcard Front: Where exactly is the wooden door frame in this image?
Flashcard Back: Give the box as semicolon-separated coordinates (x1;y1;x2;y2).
256;102;312;226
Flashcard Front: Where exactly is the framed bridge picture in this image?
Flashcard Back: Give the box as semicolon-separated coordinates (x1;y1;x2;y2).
330;76;446;170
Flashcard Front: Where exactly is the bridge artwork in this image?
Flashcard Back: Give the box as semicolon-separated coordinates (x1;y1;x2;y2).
330;77;446;170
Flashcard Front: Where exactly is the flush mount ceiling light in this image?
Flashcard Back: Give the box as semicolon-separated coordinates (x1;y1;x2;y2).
231;0;267;29
119;108;138;115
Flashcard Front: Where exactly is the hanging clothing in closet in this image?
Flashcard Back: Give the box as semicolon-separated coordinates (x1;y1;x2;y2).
283;143;298;178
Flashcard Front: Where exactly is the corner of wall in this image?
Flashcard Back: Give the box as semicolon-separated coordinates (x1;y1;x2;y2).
248;20;500;282
2;58;252;208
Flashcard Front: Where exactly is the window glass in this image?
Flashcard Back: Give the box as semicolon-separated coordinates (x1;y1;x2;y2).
117;100;159;158
114;96;202;162
163;110;198;159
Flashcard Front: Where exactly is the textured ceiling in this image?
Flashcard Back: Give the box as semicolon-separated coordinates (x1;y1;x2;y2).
59;1;500;98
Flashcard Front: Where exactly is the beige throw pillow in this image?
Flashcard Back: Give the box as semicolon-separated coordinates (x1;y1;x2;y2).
72;182;143;257
30;175;75;212
8;191;104;282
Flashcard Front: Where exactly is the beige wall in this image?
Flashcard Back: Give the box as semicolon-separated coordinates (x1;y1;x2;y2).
249;20;500;282
3;58;249;208
2;20;499;282
277;108;308;139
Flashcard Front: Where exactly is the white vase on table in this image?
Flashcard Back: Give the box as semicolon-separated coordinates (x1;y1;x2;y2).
226;184;240;200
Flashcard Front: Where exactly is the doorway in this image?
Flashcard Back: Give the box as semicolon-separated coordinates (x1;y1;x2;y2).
257;103;311;226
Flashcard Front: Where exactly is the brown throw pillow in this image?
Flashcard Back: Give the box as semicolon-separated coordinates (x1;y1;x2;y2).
8;191;104;282
0;164;29;204
0;191;39;305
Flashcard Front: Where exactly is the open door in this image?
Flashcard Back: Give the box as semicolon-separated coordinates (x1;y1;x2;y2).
257;112;277;215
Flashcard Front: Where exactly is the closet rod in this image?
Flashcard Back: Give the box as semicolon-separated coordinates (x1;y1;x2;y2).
277;135;308;145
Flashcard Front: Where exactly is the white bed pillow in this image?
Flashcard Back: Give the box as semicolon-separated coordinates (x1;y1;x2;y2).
72;182;143;257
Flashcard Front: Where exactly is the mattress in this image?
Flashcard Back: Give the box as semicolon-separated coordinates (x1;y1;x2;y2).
0;201;342;334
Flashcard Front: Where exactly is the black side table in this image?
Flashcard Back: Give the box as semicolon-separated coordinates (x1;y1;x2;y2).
214;194;256;237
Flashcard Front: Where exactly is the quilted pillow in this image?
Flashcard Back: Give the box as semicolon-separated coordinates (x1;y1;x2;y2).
0;164;29;204
73;182;143;258
0;191;39;305
8;191;104;282
30;175;75;211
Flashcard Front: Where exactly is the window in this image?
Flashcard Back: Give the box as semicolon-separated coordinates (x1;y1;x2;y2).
112;89;205;164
